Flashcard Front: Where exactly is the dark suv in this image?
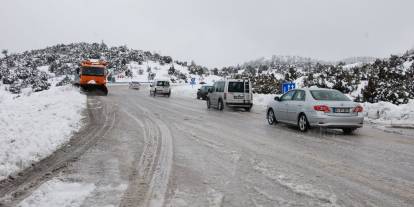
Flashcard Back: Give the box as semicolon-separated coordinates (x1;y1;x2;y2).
197;85;213;100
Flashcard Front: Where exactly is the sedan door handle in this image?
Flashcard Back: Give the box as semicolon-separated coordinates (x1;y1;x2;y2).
297;104;303;107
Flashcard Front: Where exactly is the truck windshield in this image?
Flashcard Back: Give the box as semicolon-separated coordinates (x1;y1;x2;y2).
310;90;350;101
228;81;249;93
81;67;105;76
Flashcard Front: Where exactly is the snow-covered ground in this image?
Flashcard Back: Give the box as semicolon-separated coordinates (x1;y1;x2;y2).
0;85;86;180
18;178;95;207
363;100;414;127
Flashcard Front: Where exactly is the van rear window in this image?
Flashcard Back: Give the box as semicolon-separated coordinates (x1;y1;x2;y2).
228;82;249;93
156;81;169;86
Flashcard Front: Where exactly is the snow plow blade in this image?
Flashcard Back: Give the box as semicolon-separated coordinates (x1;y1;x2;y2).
80;84;108;96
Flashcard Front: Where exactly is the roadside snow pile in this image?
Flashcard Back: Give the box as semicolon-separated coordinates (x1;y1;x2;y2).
18;178;95;207
172;84;198;98
0;86;86;180
363;100;414;127
253;94;276;107
171;75;222;98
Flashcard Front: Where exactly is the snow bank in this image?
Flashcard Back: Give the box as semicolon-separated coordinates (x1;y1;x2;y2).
172;84;198;98
363;100;414;126
18;178;95;207
0;86;86;180
253;94;276;107
171;75;222;98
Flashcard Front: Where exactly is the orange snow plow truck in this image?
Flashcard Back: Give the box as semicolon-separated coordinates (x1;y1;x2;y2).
78;59;108;95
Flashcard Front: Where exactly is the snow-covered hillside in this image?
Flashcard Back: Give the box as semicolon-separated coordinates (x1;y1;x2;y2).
221;51;414;105
0;42;210;95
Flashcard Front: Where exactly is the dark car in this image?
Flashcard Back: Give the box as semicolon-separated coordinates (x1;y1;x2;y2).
197;85;213;100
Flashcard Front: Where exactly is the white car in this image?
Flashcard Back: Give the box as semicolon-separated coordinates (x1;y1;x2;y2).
207;79;253;111
150;79;171;97
129;81;141;90
266;88;364;134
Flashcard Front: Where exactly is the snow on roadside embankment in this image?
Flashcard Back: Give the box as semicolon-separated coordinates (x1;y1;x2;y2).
363;101;414;127
0;86;86;180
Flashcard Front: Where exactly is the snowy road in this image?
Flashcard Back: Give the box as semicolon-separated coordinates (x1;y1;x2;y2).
2;85;414;207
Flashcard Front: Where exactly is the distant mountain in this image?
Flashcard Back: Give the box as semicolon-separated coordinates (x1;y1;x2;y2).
337;56;378;65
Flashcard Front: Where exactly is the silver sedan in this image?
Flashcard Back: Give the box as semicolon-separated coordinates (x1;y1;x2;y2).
266;88;364;134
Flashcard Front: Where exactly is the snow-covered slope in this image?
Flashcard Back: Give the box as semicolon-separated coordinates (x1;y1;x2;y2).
0;85;86;180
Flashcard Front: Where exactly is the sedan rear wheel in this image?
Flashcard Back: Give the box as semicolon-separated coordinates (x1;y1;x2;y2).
298;114;309;132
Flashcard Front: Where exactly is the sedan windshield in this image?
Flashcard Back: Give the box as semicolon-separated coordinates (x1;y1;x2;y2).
310;90;350;101
81;67;105;76
202;86;212;91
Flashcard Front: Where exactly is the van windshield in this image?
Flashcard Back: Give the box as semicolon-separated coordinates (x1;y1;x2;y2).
228;82;249;93
310;90;350;101
156;81;170;86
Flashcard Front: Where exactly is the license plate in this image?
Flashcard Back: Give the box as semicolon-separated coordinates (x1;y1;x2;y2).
333;108;350;113
234;95;244;99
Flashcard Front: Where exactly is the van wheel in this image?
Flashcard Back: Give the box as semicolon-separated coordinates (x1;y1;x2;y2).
267;109;277;125
218;99;224;111
342;128;356;134
206;98;211;109
298;114;309;132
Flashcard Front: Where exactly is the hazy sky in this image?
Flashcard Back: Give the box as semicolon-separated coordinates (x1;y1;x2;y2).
1;0;414;68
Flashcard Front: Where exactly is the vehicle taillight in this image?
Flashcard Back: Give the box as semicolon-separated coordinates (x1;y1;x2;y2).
224;92;227;100
314;105;331;113
353;105;363;113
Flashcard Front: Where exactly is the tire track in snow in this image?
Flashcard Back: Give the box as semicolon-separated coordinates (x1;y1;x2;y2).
251;159;340;207
119;97;173;207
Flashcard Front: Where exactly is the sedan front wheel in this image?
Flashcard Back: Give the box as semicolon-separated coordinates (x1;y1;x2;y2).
267;109;277;125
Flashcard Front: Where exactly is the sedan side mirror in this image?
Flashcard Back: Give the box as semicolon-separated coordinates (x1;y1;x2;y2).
274;96;281;102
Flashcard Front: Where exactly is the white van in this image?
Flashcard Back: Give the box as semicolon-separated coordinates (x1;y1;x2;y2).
207;79;253;111
150;79;171;97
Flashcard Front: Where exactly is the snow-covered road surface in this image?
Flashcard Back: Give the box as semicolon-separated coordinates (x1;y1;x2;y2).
1;85;414;207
